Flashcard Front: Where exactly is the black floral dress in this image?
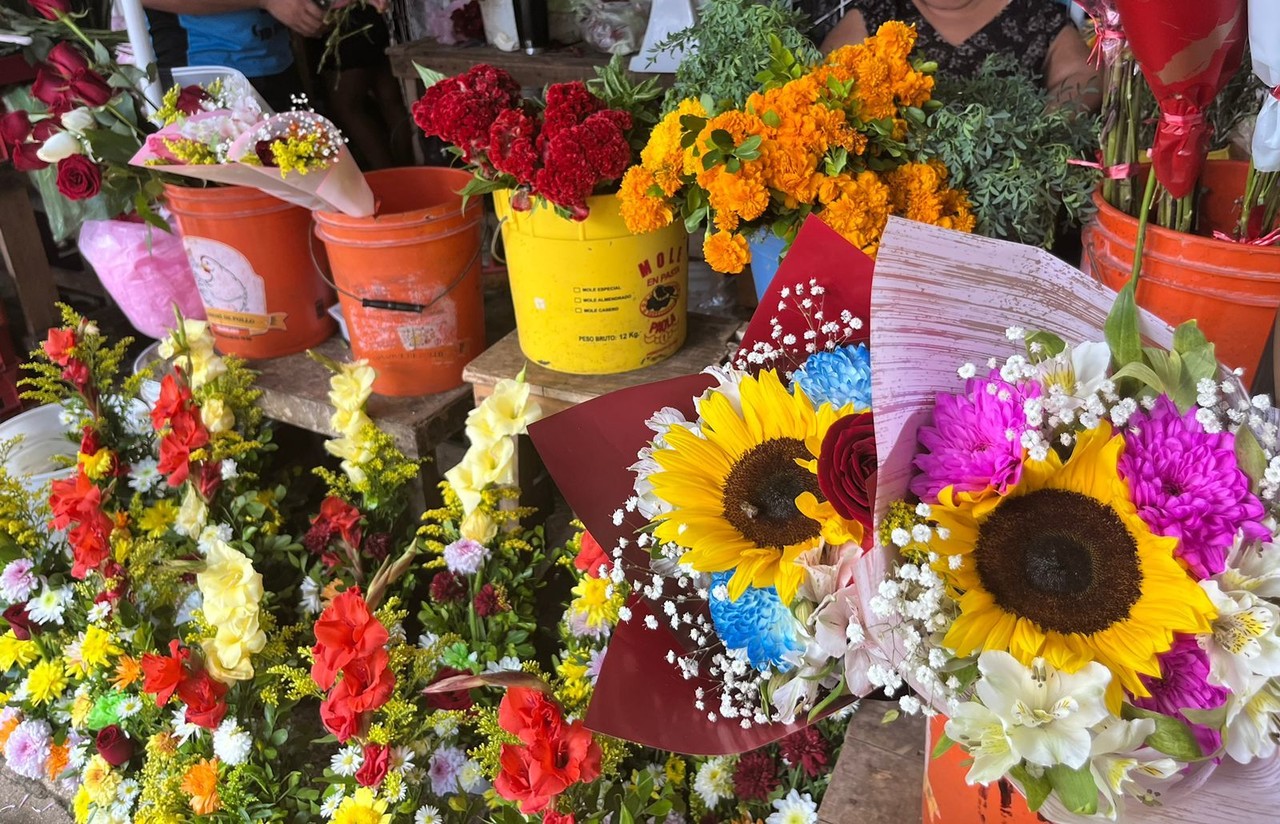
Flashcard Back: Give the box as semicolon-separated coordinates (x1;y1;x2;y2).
807;0;1072;79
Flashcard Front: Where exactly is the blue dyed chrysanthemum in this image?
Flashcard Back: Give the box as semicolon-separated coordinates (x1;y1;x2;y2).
792;344;871;410
707;572;801;671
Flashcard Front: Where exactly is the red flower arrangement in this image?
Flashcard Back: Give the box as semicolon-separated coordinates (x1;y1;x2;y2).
493;687;602;814
413;66;640;219
140;641;229;730
31;42;113;115
50;468;114;579
311;588;395;742
151;374;211;487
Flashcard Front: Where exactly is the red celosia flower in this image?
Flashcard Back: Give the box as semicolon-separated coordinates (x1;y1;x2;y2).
412;64;522;163
429;570;465;603
498;687;563;745
779;726;830;778
488;108;540;185
31;42;113;114
319;648;396;742
177;668;228;729
732;750;780;801
423;666;474;711
355;743;390;787
141;640;190;706
534;110;633;217
538;82;603;151
314;496;363;549
473;582;505;617
43;327;76;366
310;588;389;690
573;531;609;578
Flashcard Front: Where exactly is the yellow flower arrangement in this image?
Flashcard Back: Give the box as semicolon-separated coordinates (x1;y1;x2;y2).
617;21;973;273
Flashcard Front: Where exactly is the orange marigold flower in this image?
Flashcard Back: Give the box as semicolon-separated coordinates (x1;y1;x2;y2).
0;715;20;748
181;757;222;816
618;167;674;235
643;98;704;196
47;742;69;781
703;231;751;274
113;655;142;690
150;731;179;756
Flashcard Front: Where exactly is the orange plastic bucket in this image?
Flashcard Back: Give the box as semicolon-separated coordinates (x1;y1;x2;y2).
313;168;485;396
165;184;336;358
923;715;1046;824
1081;161;1280;385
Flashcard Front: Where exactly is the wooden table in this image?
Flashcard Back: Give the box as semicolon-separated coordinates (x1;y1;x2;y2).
248;336;473;506
462;313;745;417
0;168;59;349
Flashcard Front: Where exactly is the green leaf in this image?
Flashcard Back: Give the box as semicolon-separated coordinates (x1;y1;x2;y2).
1010;764;1052;811
738;134;763;154
1121;705;1205;761
762;109;781;128
1025;331;1067;361
1172;320;1210;357
1236;423;1269;489
710;129;735;151
931;733;955;760
1045;763;1098;815
413;63;446;89
882;709;900;724
1110;361;1166;394
1182;704;1230;733
1104;279;1142;370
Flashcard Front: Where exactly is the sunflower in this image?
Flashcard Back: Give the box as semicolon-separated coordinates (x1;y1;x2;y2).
930;422;1216;710
649;370;860;603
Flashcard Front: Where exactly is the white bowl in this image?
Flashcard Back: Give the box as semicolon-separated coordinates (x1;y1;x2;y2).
0;404;77;491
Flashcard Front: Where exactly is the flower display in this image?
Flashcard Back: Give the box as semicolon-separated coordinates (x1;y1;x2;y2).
618;22;974;273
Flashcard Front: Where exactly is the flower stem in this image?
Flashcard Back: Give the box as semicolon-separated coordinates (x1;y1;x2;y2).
1130;166;1159;285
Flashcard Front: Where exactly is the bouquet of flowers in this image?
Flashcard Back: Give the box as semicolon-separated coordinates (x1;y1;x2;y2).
858;215;1280;820
617;21;975;274
412;57;661;219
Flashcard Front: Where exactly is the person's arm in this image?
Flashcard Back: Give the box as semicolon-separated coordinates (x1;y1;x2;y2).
1044;25;1102;113
141;0;326;38
820;11;869;55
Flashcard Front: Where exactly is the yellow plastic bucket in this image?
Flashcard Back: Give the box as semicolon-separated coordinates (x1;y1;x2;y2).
494;190;688;374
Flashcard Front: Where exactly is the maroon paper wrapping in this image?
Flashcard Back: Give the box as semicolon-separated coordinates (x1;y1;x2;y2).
1114;0;1247;198
528;217;875;754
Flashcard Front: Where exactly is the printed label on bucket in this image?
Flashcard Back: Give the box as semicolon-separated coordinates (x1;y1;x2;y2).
184;236;286;337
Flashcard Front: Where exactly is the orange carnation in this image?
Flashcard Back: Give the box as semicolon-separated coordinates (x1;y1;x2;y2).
181;758;222;816
46;742;69;781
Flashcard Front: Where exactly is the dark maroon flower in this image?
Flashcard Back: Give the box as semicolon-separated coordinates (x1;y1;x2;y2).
32;42;113;115
817;412;876;533
304;520;335;556
363;532;392;561
473;583;506;617
95;725;134;766
27;0;70;20
175;85;211;115
732;750;779;801
429;570;465;603
424;666;474;711
779;726;829;777
55;155;101;201
254;139;276;167
2;603;36;641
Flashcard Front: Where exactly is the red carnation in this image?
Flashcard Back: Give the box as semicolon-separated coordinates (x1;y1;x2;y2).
27;0;70;20
573;531;609;578
178;668;229;729
498;687;563;745
141;640;190;706
95;725;134;767
424;666;474;711
363;532;391;561
310;588;389;690
732;751;780;801
303;519;335;556
779;726;830;778
817;412;876;532
473;582;505;617
429;570;465;603
355;743;390;787
32;42;113;115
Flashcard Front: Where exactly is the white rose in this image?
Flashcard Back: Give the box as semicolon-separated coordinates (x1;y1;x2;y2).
36;131;84;162
60;108;95;133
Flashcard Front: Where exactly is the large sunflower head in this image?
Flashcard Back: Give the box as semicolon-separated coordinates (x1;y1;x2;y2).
648;370;862;603
930;422;1216;711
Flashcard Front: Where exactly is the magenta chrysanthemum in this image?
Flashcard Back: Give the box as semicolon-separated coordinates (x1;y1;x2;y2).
2;718;51;780
1118;396;1268;579
911;375;1039;503
1134;635;1229;757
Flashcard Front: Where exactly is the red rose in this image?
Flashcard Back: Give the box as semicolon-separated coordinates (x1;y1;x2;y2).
55;154;102;201
424;666;474;711
177;668;228;729
573;531;609;578
32;42;113;114
355;743;390;787
175;85;211;115
95;725;134;767
141;640;190;705
498;687;563;745
0;110;32;152
43;327;76;366
27;0;70;20
544;813;575;824
316;496;362;549
2;603;35;641
9;142;49;171
817;412;877;533
310;588;389;690
495;744;556;814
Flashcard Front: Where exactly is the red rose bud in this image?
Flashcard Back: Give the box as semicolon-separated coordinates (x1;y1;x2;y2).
95;725;134;767
31;118;61;142
79;425;100;455
197;461;223;499
424;667;474;711
177;668;229;729
174;85;211;115
55;155;102;201
32;43;112;114
355;743;390;787
27;0;71;20
2;603;36;641
817;412;877;531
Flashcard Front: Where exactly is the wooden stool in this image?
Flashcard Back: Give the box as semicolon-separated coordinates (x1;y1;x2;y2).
249;336;473;510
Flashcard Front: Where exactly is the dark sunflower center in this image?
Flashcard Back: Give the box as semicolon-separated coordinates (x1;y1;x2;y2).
974;489;1142;635
722;437;822;549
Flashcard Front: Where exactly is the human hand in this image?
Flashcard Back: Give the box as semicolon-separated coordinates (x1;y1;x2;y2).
261;0;327;38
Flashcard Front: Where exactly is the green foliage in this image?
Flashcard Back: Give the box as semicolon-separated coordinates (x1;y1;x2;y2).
926;56;1100;249
589;54;665;155
656;0;818;112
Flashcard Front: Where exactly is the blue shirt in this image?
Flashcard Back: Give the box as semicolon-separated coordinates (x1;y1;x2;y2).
180;10;293;78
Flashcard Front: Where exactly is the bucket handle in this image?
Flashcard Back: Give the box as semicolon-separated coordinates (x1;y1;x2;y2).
308;225;481;315
490;216;508;266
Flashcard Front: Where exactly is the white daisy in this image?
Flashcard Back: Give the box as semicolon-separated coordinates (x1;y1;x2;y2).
765;789;819;824
320;787;345;819
87;600;112;624
127;459;161;493
415;805;442;824
330;743;364;777
116;696;143;719
171;706;204;746
389;745;416;773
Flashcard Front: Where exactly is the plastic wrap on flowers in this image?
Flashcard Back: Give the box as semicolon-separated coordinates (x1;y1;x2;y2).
77;218;206;339
529;218;893;755
1249;0;1280;172
1112;0;1248;198
867;216;1280;820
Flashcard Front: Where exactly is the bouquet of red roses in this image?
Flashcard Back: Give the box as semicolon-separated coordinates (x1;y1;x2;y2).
412;59;660;220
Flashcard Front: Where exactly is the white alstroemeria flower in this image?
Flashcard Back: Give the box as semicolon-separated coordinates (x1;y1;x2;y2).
770;637;832;723
945;700;1022;784
36;131;83;162
1086;718;1179;820
696;365;747;419
1039;340;1111;412
1223;677;1280;762
1198;579;1280;695
976;651;1110;769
